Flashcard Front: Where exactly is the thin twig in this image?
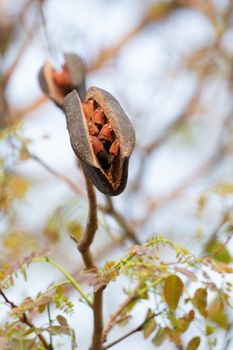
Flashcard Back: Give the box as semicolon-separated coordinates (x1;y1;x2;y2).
0;288;51;350
203;212;230;253
47;303;53;349
104;197;140;245
38;0;60;63
212;227;233;258
225;323;233;350
139;113;232;227
129;85;202;193
13;95;48;120
8;138;84;196
102;289;140;343
30;152;84;196
88;2;183;72
103;312;157;349
5;15;39;85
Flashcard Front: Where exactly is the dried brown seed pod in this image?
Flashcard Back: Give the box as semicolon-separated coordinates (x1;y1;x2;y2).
64;86;135;196
38;53;86;108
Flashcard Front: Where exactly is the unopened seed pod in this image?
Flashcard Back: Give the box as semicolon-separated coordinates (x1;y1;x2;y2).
38;53;86;108
64;87;135;196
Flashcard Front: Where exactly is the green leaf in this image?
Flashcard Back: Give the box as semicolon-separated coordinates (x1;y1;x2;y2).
47;325;70;336
9;176;29;199
205;240;232;263
207;297;228;329
205;324;216;336
186;337;201;350
215;262;233;273
193;288;207;315
176;318;190;333
164;275;184;312
185;310;195;322
210;183;233;196
168;312;193;334
165;327;181;345
152;328;166;347
38;303;47;313
57;315;69;328
143;309;156;339
68;221;82;241
121;299;138;314
143;318;157;339
23;328;35;336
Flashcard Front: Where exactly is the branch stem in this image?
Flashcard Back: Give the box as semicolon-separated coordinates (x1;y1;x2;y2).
0;288;51;350
104;313;158;349
78;168;104;350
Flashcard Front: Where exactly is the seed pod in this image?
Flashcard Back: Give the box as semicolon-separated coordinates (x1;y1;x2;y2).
64;86;135;196
38;53;86;108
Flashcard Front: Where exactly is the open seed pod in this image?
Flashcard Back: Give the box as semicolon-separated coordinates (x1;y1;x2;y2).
64;87;135;196
38;53;86;108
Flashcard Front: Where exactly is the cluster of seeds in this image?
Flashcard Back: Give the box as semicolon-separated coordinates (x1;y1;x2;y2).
82;99;120;171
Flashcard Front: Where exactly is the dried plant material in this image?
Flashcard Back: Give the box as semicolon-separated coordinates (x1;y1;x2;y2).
38;53;86;107
64;87;135;195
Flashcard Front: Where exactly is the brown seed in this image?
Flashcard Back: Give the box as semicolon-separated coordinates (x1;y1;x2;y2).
82;100;95;121
93;108;105;127
90;136;109;169
98;123;115;143
39;53;87;108
90;136;104;155
109;140;119;157
52;64;71;88
88;121;99;136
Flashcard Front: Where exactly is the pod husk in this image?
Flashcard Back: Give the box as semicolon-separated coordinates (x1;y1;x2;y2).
38;53;86;108
64;87;135;195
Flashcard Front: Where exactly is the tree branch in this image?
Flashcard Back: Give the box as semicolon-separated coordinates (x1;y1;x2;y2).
78;168;98;267
102;290;139;343
104;197;140;245
13;95;48;120
4;13;39;85
88;2;183;72
77;168;104;350
30;152;84;196
0;288;51;350
103;312;157;349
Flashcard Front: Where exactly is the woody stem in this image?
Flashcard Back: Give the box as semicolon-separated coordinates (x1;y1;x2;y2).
78;167;104;350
